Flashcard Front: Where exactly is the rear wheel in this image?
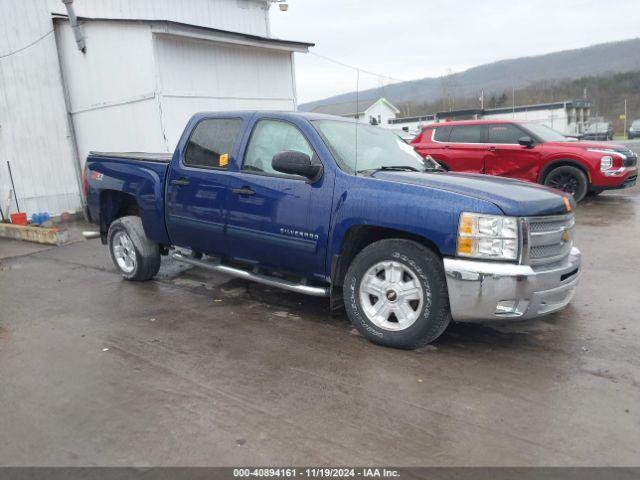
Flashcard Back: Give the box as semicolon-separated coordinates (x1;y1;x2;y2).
544;165;588;202
344;239;451;349
107;216;161;281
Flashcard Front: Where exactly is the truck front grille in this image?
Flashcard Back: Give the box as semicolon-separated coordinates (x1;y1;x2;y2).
523;214;575;266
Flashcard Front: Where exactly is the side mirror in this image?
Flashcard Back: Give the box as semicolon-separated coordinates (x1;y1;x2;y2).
272;151;323;182
518;136;535;148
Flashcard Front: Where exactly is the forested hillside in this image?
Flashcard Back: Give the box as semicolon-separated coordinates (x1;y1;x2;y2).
397;70;640;133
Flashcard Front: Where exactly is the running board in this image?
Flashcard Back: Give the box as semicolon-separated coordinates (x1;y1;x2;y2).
170;251;330;297
82;231;101;239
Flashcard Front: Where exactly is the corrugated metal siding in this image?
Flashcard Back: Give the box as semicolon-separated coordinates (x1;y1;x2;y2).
155;34;295;146
0;0;270;217
56;21;166;162
48;0;269;37
0;0;81;217
56;20;297;161
58;22;157;114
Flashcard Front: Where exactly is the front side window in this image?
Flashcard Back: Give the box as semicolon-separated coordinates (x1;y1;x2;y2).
184;118;242;169
243;120;314;176
449;125;483;143
488;124;525;144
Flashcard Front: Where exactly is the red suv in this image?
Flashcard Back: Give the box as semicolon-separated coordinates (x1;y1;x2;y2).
411;120;638;201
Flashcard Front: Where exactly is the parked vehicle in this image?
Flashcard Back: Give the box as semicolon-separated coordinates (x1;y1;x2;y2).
411;120;638;201
581;122;614;141
84;112;581;349
629;120;640;140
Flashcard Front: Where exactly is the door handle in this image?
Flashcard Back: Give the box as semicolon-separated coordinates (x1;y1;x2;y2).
488;146;496;152
232;187;255;196
171;177;190;186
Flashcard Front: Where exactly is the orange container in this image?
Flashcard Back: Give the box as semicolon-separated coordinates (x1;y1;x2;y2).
10;212;27;225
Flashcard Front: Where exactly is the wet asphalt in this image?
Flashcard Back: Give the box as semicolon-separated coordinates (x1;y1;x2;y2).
0;186;639;466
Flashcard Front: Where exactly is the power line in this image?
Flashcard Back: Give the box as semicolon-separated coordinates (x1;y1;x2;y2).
0;29;54;60
309;51;408;84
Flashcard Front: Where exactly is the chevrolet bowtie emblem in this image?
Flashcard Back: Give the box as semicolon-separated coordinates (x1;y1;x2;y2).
561;229;570;243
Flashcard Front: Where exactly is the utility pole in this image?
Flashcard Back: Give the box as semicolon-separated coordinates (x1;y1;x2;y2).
624;99;628;139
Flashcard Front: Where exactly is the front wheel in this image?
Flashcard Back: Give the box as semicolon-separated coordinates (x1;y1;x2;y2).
544;165;588;202
107;216;161;281
344;239;451;349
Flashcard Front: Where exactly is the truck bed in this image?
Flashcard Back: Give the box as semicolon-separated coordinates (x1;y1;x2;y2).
85;151;172;246
88;152;172;163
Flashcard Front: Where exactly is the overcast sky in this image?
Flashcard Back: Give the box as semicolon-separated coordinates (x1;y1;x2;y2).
269;0;640;105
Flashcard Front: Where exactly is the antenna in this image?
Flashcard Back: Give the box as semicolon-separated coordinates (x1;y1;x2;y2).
354;68;360;176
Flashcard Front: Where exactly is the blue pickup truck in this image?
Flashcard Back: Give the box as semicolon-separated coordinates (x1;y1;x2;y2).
84;111;581;349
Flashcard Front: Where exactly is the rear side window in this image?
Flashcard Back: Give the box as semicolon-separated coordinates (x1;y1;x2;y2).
433;126;452;142
488;124;524;144
449;125;482;143
184;118;242;169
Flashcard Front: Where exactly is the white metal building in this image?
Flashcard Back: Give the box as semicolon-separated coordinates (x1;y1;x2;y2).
307;97;400;126
481;100;592;135
0;0;312;218
389;100;592;137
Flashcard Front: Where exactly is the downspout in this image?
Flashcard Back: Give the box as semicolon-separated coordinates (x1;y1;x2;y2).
52;23;86;208
264;0;272;37
61;0;86;53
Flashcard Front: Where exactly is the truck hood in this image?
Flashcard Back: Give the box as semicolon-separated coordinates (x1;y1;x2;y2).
371;171;571;216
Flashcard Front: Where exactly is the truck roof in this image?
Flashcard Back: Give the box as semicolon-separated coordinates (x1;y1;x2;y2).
190;110;357;123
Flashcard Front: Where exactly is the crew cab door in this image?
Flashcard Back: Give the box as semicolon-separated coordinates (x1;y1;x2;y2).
225;118;329;278
484;123;541;182
165;117;244;255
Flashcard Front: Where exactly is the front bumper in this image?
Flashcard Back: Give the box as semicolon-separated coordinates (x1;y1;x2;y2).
443;247;581;322
592;167;637;190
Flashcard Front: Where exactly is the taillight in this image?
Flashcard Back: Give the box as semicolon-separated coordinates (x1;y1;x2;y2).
82;166;88;199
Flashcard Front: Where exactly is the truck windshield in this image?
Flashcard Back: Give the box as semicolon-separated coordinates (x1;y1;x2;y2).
312;119;433;173
522;123;569;142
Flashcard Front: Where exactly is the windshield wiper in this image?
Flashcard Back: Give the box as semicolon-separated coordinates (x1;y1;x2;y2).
358;165;421;174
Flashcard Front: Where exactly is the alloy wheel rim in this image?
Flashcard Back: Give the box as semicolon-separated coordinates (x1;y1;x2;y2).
112;231;137;274
549;172;579;195
358;260;424;331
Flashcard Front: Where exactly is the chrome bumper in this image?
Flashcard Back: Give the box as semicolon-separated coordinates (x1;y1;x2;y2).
443;247;581;322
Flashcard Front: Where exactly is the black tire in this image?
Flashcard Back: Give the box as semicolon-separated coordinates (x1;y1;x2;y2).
107;216;161;281
543;165;588;202
343;239;451;349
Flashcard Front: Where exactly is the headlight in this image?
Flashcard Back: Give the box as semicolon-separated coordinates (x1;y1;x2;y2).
600;156;613;171
457;212;519;260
